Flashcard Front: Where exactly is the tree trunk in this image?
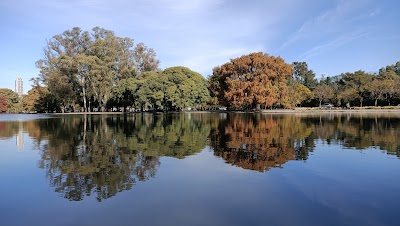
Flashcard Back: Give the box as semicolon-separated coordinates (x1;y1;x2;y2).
360;98;363;107
82;85;87;112
83;114;87;154
319;100;322;107
375;98;378;107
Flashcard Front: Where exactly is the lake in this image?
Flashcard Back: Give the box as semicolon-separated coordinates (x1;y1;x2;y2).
0;112;399;226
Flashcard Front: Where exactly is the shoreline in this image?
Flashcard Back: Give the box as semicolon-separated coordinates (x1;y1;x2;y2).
36;108;400;115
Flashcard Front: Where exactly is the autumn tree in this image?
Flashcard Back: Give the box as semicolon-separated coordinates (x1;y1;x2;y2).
0;88;22;113
313;84;335;106
0;95;7;112
209;52;292;110
23;86;41;112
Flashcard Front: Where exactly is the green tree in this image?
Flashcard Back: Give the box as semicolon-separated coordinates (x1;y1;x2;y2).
379;61;400;76
35;27;159;112
292;62;317;90
36;27;90;112
288;84;313;107
162;67;210;110
133;43;160;75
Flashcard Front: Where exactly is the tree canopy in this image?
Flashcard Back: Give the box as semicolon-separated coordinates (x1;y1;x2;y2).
0;88;21;113
292;61;317;90
208;52;292;110
0;95;7;113
35;27;160;112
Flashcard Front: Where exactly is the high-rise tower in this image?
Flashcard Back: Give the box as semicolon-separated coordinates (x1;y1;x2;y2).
15;77;23;97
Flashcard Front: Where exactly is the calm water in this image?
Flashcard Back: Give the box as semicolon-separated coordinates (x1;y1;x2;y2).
1;112;399;226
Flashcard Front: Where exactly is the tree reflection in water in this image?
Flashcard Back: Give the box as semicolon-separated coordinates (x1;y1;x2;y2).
1;113;400;201
209;113;400;172
209;114;315;172
28;113;210;201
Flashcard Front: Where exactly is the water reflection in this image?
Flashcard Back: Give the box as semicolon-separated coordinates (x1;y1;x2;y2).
0;114;210;201
0;113;400;201
209;113;400;171
209;114;315;172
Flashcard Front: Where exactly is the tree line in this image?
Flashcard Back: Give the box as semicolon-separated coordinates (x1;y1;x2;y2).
209;53;400;109
0;27;399;113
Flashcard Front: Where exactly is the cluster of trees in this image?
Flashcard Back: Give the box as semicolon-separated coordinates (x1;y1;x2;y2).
208;52;400;109
24;27;209;113
315;63;400;107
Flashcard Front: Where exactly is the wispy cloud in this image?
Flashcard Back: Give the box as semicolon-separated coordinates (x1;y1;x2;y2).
299;30;370;60
277;0;377;52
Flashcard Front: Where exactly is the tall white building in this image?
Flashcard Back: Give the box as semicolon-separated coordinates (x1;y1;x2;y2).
15;77;23;97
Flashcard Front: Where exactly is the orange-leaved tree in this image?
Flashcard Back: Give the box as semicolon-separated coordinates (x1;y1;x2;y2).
208;52;292;110
0;95;7;112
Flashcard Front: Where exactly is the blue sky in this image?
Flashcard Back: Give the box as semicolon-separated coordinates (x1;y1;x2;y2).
1;0;399;92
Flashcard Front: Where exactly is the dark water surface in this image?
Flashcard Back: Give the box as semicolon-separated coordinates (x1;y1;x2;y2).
1;112;399;226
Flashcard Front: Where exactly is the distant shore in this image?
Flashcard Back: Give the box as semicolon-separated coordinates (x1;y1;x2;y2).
261;108;400;114
40;107;400;115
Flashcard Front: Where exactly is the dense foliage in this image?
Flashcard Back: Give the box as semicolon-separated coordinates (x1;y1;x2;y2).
0;95;7;112
208;52;293;110
208;54;400;109
111;67;210;111
28;27;210;113
0;89;22;113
